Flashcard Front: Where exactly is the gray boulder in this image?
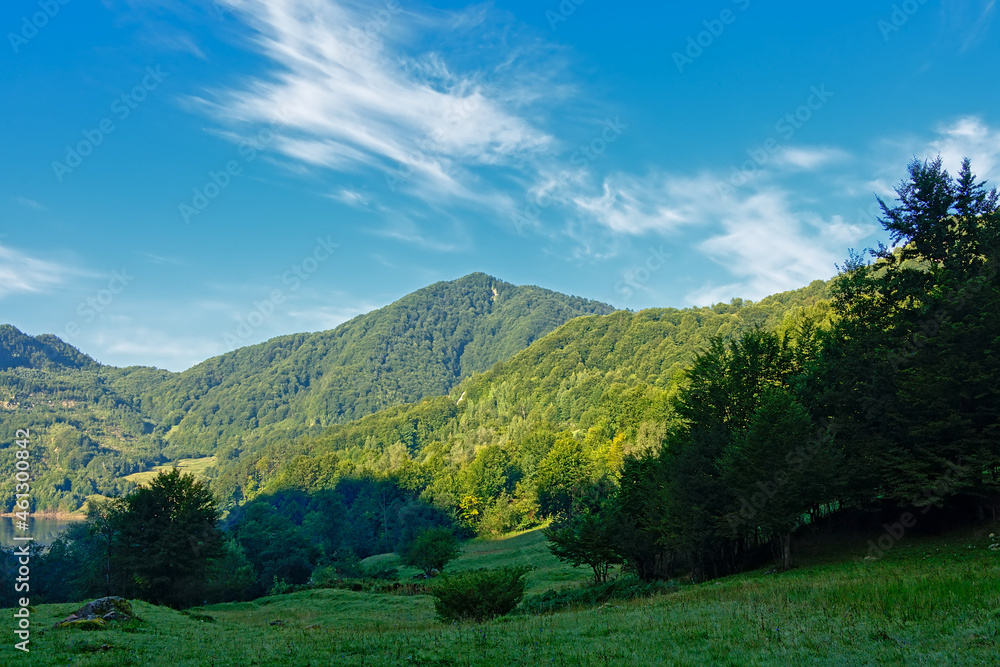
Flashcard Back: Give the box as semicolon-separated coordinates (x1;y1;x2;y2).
54;597;136;629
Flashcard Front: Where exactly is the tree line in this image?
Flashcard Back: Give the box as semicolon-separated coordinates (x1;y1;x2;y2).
548;157;1000;581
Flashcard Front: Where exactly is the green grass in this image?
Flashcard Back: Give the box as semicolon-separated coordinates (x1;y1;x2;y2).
450;525;597;595
121;456;217;487
5;527;1000;666
361;524;594;595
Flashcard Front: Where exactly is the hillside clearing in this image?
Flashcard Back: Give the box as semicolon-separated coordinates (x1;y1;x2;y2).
121;456;217;487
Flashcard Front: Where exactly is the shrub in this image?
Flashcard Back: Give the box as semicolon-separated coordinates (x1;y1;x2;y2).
309;566;340;588
329;549;363;578
429;566;532;622
478;494;521;536
361;563;399;580
269;576;293;596
404;527;460;575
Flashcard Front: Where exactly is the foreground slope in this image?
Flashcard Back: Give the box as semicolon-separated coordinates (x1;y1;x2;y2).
7;526;998;666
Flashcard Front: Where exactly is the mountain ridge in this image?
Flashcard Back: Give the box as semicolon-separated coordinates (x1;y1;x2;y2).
0;272;616;511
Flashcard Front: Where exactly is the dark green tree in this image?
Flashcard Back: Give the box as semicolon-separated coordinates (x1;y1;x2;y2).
544;509;623;583
815;157;1000;508
230;502;321;594
719;388;839;570
613;454;672;581
876;156;957;265
657;328;824;577
404;527;460;575
114;469;223;607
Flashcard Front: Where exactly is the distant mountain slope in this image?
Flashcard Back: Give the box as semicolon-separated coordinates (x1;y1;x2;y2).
0;273;614;512
234;279;832;504
0;325;100;372
145;273;615;456
459;279;832;419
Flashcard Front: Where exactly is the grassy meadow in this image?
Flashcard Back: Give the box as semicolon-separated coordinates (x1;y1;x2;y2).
4;526;999;666
121;457;218;488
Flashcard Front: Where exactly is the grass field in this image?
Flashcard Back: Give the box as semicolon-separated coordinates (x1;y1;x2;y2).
362;525;591;596
121;456;218;487
4;526;999;666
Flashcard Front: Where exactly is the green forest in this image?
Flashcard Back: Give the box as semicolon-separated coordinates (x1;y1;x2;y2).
0;273;612;512
1;157;998;621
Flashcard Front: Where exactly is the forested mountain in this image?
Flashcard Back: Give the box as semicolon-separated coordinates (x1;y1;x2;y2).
0;327;171;512
145;278;832;595
144;272;615;458
224;280;831;519
0;325;101;372
0;273;613;512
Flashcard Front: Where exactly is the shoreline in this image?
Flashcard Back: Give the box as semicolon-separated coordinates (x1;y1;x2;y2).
0;512;86;520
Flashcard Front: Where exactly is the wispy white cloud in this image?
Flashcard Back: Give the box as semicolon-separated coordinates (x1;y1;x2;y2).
929;116;1000;182
95;327;222;371
964;0;997;50
859;116;1000;211
141;29;207;59
203;0;556;206
324;188;370;207
369;215;467;253
0;245;70;298
681;118;1000;303
689;192;870;304
772;146;851;171
566;169;871;303
939;0;997;51
570;173;718;235
285;304;372;332
16;197;45;210
141;252;183;265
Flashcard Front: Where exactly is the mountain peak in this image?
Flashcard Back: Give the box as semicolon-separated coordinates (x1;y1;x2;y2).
0;325;99;371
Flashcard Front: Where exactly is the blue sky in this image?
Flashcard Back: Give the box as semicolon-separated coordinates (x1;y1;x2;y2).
2;0;998;371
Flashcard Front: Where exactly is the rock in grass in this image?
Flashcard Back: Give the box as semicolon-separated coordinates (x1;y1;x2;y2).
54;597;136;629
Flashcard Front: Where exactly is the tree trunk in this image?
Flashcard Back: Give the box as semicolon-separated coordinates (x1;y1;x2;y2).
780;532;792;571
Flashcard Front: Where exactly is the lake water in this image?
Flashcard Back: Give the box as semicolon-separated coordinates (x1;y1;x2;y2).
0;517;82;548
